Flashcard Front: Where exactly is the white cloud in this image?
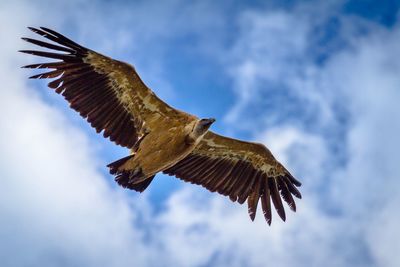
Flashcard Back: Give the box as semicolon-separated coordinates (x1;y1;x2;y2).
224;10;310;125
0;2;152;267
218;3;400;267
325;28;400;266
258;126;329;192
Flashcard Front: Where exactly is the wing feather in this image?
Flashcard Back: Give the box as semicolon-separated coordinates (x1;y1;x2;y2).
277;177;296;212
260;176;272;225
247;178;261;221
22;37;76;53
269;178;286;221
164;131;302;224
21;27;183;148
234;167;256;203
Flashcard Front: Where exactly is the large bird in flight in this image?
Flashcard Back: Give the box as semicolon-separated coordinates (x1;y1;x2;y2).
20;27;302;224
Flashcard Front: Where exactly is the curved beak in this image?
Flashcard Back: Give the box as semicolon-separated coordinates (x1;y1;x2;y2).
201;118;216;127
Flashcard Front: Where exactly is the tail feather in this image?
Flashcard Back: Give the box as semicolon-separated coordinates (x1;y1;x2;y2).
128;175;155;192
107;154;134;174
114;170;155;193
107;155;155;193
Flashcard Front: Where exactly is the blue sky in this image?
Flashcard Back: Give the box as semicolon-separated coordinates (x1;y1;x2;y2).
1;0;400;266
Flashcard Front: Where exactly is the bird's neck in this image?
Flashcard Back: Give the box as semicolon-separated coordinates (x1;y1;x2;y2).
185;121;207;145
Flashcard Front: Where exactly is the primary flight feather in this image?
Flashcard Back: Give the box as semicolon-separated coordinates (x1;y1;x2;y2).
20;27;302;225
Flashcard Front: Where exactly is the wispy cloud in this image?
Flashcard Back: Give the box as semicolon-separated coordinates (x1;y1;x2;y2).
221;2;400;266
0;4;155;266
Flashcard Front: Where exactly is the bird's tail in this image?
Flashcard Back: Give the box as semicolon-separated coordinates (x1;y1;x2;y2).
107;155;154;193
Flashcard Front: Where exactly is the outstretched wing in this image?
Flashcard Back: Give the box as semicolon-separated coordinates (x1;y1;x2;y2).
163;131;302;224
20;27;180;148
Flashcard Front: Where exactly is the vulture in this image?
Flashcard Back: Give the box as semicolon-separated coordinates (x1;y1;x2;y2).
20;27;302;225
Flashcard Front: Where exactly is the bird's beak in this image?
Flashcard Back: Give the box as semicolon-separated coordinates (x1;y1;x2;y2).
207;118;216;126
201;118;216;127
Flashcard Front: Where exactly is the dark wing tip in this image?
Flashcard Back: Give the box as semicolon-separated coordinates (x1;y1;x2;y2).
260;176;272;225
249;212;256;221
40;26;52;31
287;172;302;187
247;178;261;222
283;175;302;199
269;178;286;222
277;177;297;212
27;26;38;32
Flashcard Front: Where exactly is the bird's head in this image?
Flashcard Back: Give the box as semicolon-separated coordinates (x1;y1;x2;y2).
186;118;216;144
195;118;216;135
199;118;216;128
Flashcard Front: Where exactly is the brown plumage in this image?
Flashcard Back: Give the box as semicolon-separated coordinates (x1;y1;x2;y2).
21;27;302;225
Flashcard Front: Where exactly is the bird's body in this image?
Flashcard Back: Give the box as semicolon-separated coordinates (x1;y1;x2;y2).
21;27;302;224
116;117;203;185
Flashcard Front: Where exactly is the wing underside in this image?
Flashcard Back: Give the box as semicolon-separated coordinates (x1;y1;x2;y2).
164;131;302;224
20;27;176;148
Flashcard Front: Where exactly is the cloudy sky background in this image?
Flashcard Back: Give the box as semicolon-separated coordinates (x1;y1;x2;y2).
1;0;400;266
